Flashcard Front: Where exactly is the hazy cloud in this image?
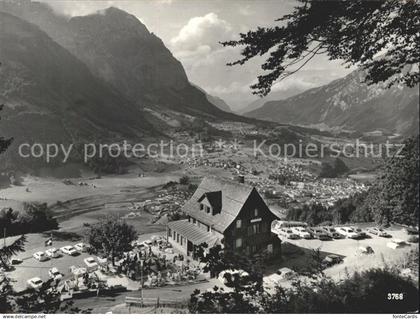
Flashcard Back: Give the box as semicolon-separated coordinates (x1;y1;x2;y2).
170;13;233;57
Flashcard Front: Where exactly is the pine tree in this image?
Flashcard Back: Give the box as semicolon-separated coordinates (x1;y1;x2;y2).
222;0;419;96
367;137;419;226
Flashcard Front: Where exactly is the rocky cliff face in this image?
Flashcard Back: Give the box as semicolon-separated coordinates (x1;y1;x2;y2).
0;1;234;118
67;8;190;104
0;11;154;145
245;69;419;136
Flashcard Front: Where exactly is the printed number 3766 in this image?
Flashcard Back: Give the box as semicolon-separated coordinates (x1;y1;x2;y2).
388;293;404;300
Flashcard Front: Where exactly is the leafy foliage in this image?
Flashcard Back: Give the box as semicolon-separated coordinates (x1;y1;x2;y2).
14;279;90;313
319;158;349;178
288;137;418;227
179;175;190;185
86;215;137;264
189;243;265;313
0;203;58;237
366;136;419;226
286;202;327;226
190;241;419;313
0;104;13;155
0;275;14;313
189;286;263;314
264;268;419;313
285;192;371;225
222;0;419;96
193;243;264;287
74;143;130;175
0;235;26;270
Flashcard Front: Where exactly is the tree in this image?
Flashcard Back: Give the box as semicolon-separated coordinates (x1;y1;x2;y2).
0;105;12;155
366;136;419;226
193;243;264;287
0;203;58;237
14;278;90;314
0;235;26;271
0;80;20;311
222;0;419;96
0;234;26;311
264;268;419;313
0;63;12;154
0;274;14;313
189;243;265;313
179;175;190;185
189;286;262;314
22;202;58;233
189;244;419;313
86;215;137;265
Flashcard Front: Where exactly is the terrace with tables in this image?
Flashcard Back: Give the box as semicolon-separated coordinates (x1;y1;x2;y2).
5;233;209;298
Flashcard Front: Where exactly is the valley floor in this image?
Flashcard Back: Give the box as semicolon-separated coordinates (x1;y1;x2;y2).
0;161;417;314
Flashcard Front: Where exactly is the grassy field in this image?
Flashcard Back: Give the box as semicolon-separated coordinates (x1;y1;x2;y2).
0;171;182;235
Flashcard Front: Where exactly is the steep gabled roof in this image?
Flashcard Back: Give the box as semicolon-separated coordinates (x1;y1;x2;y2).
183;176;255;233
198;191;222;214
167;219;221;246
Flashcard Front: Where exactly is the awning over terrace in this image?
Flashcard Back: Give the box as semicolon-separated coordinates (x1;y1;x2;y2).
167;219;220;246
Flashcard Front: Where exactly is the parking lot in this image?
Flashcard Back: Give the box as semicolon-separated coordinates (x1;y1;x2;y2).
274;225;417;281
5;231;177;293
4;225;418;294
5;233;95;292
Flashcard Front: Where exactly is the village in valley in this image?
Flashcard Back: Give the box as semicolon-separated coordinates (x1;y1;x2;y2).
0;0;418;315
0;126;417;313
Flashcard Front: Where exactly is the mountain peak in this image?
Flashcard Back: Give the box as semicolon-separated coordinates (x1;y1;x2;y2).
1;2;245;127
245;68;419;136
69;6;150;37
94;6;145;25
0;11;154;148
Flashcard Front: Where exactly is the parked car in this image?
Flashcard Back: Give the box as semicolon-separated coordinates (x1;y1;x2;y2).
387;238;408;249
308;228;331;240
84;257;99;272
322;227;344;239
367;227;391;238
27;277;43;290
74;243;88;252
45;247;60;258
60;245;78;256
291;227;312;239
335;227;361;239
48;267;63;280
279;228;300;239
33;251;48;261
355;228;368;239
322;255;343;267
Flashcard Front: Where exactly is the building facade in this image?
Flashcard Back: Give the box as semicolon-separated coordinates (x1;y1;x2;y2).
167;177;281;258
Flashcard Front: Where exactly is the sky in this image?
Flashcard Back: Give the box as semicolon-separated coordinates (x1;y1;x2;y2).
40;0;353;111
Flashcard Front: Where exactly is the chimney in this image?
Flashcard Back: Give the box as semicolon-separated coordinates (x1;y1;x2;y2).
236;175;245;184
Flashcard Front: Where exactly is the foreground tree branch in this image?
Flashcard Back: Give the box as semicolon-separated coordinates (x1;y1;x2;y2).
222;0;420;96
